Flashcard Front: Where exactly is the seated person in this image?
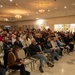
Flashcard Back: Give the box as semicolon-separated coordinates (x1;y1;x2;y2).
7;46;30;75
3;37;13;68
50;37;63;56
57;36;70;54
29;39;54;73
14;37;23;48
43;37;60;63
55;37;64;56
0;61;6;75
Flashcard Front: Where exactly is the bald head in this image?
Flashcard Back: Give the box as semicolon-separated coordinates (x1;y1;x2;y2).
31;39;36;45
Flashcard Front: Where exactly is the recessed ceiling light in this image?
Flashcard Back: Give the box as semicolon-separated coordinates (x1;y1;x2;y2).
0;5;3;7
72;3;75;5
27;14;29;16
16;3;18;6
54;8;57;9
64;6;67;9
36;12;38;14
48;10;50;12
10;0;13;2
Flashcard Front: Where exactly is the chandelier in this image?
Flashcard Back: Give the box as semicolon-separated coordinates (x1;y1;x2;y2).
15;15;22;19
39;9;45;14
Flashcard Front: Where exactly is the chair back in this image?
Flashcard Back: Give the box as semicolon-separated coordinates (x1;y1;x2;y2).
18;49;25;59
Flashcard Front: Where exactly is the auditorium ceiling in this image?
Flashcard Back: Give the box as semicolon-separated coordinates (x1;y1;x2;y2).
0;0;75;21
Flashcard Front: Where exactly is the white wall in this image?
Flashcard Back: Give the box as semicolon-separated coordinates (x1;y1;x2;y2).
0;15;75;31
0;21;15;25
0;21;17;29
14;16;75;31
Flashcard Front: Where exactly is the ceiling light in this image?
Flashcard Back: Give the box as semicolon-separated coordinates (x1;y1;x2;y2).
39;9;45;14
64;6;67;9
0;5;3;7
15;15;22;19
16;3;18;6
48;10;50;12
72;3;75;5
4;18;9;21
36;12;38;14
54;8;57;9
27;14;29;16
10;0;13;2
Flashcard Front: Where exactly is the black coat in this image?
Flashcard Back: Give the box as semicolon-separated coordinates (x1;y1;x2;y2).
14;41;23;48
29;44;41;56
3;42;13;54
44;41;52;49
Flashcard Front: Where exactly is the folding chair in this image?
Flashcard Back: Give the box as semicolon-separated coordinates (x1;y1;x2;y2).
18;49;34;71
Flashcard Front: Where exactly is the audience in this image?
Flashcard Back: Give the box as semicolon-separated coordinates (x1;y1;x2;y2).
0;28;74;74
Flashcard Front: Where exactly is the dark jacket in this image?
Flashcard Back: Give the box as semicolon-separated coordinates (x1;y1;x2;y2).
44;41;52;49
63;36;70;45
3;42;13;54
14;41;23;48
29;44;41;56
